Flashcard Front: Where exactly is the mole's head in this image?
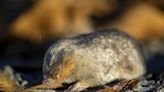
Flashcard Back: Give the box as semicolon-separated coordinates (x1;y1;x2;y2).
42;39;74;83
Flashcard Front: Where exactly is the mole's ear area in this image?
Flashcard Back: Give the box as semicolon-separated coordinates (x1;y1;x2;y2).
57;52;77;81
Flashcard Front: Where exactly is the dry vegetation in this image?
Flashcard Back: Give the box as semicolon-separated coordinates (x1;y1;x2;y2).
10;0;112;43
9;0;164;43
102;2;164;41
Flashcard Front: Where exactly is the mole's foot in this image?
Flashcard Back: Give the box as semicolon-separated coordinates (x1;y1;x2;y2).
65;82;88;92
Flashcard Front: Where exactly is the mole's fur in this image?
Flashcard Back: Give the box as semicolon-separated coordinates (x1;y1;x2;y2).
42;29;146;92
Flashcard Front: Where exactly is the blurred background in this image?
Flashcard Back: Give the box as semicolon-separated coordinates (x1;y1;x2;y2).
0;0;164;88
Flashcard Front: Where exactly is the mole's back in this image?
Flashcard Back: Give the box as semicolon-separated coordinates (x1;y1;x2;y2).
70;29;146;83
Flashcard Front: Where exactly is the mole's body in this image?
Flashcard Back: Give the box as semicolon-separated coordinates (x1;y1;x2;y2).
42;29;146;92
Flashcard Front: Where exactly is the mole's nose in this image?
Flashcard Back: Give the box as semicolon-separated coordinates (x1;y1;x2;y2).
42;78;55;85
42;79;48;84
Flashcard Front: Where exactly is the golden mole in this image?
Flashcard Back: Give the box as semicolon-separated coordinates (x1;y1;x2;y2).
41;29;146;92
